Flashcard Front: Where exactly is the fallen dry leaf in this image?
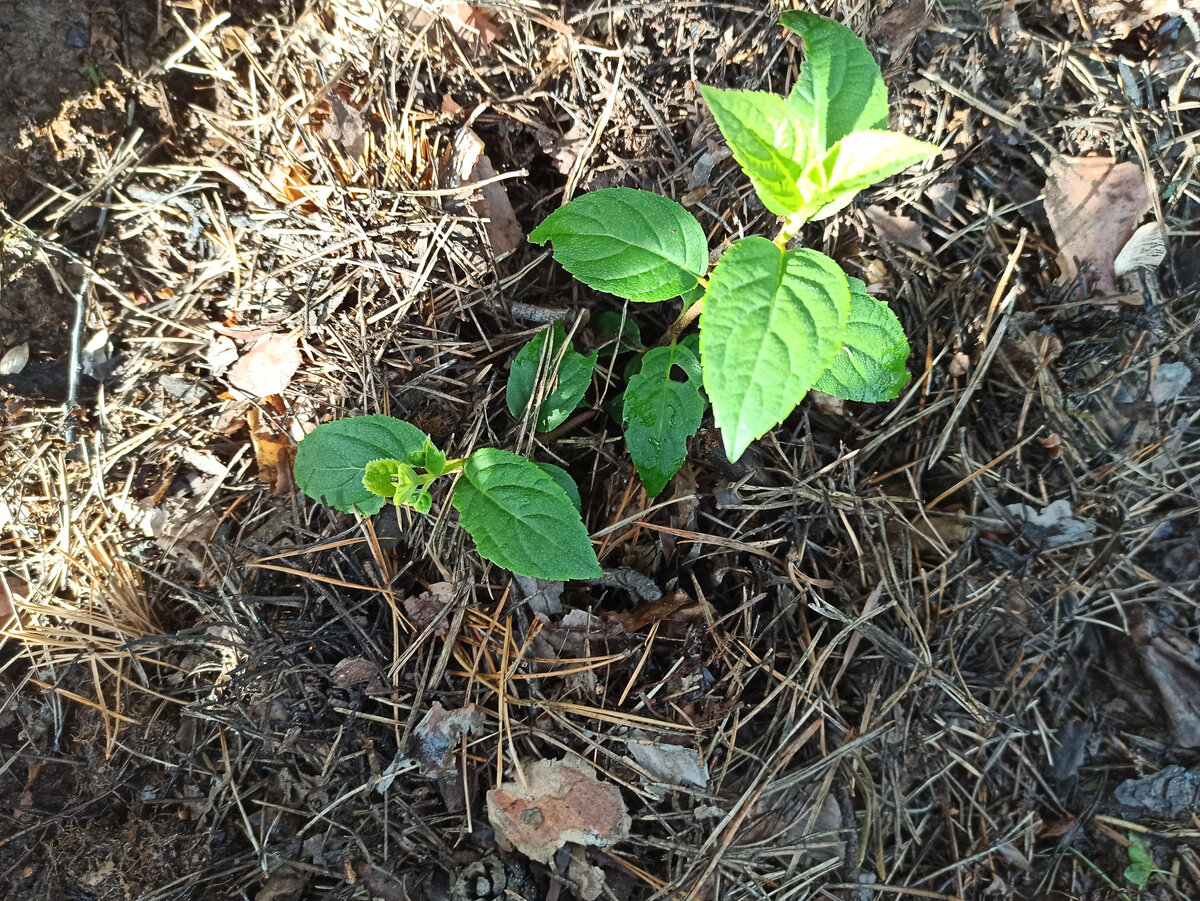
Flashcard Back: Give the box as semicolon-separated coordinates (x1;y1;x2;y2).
246;404;295;494
0;343;29;376
441;128;523;256
406;2;504;51
1116;764;1200;818
1043;155;1150;295
330;655;381;688
870;0;927;56
1002;499;1095;549
1114;221;1166;277
402;581;453;635
1148;361;1192;404
487;756;631;864
227;334;302;398
1071;0;1184;38
411;701;486;778
864;205;933;254
625;736;709;789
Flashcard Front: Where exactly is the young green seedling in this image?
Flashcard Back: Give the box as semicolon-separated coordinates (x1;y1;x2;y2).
293;415;600;581
294;13;936;582
523;11;937;496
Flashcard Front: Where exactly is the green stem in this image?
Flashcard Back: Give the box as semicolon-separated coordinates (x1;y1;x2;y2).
774;211;809;247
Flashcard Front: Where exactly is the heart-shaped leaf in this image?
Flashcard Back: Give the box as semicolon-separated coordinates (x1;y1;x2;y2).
699;237;850;460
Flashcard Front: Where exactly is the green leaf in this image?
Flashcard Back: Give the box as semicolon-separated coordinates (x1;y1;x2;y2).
295;415;429;514
814;277;911;402
363;458;409;500
591;311;644;356
1124;836;1155;888
801;130;939;220
699;237;851;461
535;462;582;512
452;449;601;580
698;86;809;216
780;11;888;152
529;188;708;303
623;344;706;498
506;320;597;432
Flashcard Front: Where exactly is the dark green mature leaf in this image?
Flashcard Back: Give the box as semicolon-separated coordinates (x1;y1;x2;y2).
623;344;706;497
295;415;429;514
591;311;645;356
814;277;911;402
535;462;582;511
453;449;601;580
506;320;597;432
781;11;888;152
699;86;810;216
700;237;850;460
529;188;708;303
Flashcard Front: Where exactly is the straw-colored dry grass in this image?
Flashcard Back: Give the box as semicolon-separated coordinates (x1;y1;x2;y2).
1;1;1199;899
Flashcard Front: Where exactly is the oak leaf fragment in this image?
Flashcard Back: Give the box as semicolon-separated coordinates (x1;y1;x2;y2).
487;756;631;864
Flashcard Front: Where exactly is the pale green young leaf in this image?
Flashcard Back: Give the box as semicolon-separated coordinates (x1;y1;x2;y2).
814;277;911;402
623;344;706;498
1125;835;1155;889
452;449;601;580
529;188;707;303
363;458;410;501
506;320;597;432
801;130;939;220
295;415;429;514
780;11;888;152
699;237;850;460
698;86;809;216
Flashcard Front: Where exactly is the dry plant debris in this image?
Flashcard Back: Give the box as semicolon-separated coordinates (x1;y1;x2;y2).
0;0;1198;899
486;756;631;865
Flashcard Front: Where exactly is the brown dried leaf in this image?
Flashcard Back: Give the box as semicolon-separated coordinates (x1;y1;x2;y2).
440;128;523;256
227;335;302;398
409;2;503;51
737;786;843;864
1074;0;1183;37
870;1;927;56
331;655;381;687
864;205;933;254
403;581;454;635
1043;156;1150;295
487;756;631;864
246;405;295;494
1140;635;1200;749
